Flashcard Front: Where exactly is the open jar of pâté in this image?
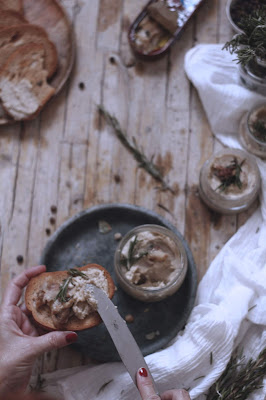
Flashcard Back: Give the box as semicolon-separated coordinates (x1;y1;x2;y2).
114;224;188;302
199;148;261;214
239;103;266;159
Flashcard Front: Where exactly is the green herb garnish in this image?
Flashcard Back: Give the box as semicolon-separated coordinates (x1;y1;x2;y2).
206;347;266;399
56;268;88;303
122;235;148;270
223;7;266;67
213;158;245;192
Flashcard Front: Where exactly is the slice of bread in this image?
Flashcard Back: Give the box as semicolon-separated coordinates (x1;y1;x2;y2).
25;264;116;331
0;0;23;14
0;43;55;121
0;25;57;79
0;10;28;30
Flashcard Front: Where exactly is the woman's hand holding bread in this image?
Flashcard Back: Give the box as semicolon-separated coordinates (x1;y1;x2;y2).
0;265;78;397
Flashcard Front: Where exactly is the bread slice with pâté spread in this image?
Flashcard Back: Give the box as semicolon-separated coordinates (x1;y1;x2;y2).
0;0;24;14
0;43;55;121
25;264;115;331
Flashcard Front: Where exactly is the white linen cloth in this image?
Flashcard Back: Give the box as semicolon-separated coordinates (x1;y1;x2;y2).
32;44;266;400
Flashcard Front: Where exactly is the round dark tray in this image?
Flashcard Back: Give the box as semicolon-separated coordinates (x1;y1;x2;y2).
40;203;197;362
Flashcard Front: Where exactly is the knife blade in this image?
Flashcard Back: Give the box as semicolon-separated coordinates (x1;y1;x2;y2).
87;284;159;394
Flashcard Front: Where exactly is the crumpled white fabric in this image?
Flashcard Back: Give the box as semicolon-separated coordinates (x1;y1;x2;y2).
32;44;266;400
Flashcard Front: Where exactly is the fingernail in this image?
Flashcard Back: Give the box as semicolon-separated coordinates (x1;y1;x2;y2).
66;333;78;343
138;367;148;377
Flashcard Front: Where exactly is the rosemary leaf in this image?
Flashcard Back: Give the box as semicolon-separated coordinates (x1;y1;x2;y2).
206;347;266;400
56;268;88;302
127;235;138;270
223;7;266;67
56;277;72;303
98;105;175;194
68;268;88;279
213;158;245;192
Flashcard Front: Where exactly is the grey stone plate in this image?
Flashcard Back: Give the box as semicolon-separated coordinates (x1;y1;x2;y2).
40;203;197;362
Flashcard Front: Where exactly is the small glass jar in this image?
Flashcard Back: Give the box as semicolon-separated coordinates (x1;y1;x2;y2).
238;63;266;96
226;0;243;34
199;148;261;214
114;224;188;302
239;104;266;159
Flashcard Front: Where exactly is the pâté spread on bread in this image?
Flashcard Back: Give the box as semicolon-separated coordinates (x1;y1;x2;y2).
25;264;115;331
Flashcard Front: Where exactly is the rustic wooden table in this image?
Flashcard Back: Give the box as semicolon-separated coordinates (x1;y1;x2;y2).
0;0;259;374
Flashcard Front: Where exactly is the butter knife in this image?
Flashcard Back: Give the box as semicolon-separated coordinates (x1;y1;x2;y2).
87;284;159;395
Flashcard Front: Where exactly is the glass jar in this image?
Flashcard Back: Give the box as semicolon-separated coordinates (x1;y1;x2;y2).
114;224;188;302
226;0;243;34
199;148;261;214
239;104;266;159
238;63;266;96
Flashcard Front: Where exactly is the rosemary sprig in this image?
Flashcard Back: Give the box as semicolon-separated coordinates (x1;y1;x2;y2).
122;235;148;270
127;235;138;270
206;347;266;400
213;158;245;192
56;277;72;303
223;7;266;67
98;105;175;194
56;268;88;302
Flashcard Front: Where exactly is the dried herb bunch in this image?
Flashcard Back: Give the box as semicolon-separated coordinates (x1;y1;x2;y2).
223;7;266;67
212;158;245;192
98;105;174;194
56;268;88;302
206;347;266;400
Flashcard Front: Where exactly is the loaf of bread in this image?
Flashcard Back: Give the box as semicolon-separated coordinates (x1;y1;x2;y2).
0;25;57;79
25;264;115;331
0;43;55;120
0;10;27;30
0;0;23;14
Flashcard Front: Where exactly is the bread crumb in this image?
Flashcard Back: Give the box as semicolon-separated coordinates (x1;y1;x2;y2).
145;330;160;340
114;232;122;241
125;314;134;323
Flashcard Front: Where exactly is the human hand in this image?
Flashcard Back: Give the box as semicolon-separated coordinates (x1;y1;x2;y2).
0;265;78;396
136;367;191;400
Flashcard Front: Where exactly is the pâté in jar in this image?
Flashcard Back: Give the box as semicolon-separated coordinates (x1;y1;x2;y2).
199;148;261;214
114;224;188;302
239;103;266;159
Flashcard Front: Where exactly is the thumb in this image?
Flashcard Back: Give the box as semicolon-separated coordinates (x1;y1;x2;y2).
136;367;160;400
28;331;78;358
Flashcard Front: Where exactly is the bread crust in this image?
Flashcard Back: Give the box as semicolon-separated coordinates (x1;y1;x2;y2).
0;0;24;15
25;264;115;331
0;10;27;30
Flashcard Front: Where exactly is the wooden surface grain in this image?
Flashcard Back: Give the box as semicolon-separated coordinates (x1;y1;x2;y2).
0;0;259;374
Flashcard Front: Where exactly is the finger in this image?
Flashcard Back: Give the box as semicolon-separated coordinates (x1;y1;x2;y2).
161;389;191;400
20;302;31;316
20;312;39;337
136;367;160;400
2;265;46;306
28;331;78;359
